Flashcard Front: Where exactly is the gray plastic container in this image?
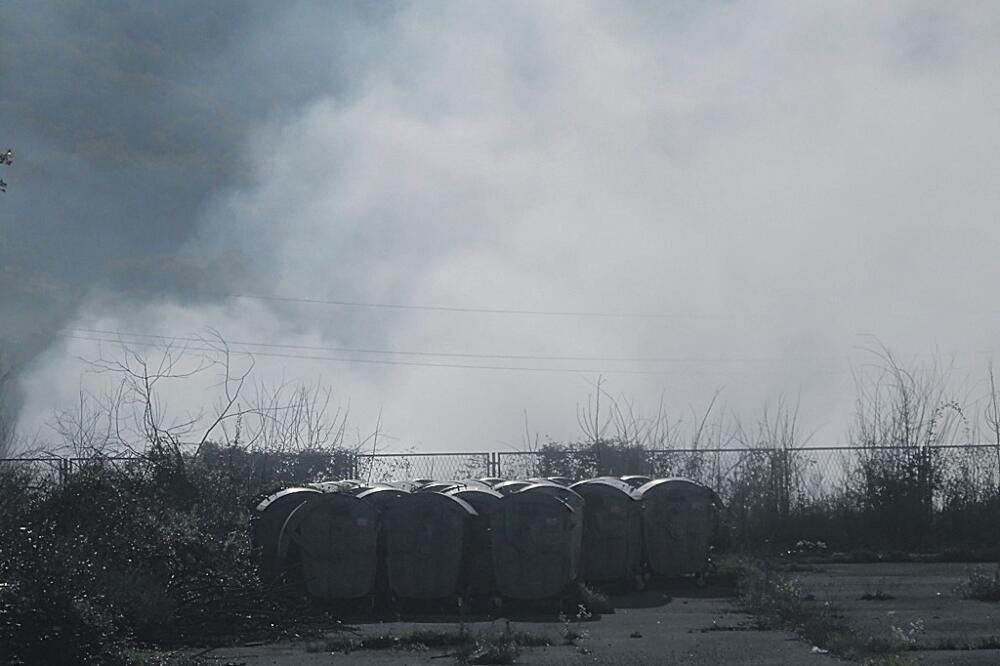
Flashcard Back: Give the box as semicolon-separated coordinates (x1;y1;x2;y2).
491;491;579;599
252;487;321;582
381;492;477;600
277;492;379;600
447;487;503;597
571;478;643;584
638;477;720;578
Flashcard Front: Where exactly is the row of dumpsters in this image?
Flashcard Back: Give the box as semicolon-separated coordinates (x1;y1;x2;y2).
252;475;720;606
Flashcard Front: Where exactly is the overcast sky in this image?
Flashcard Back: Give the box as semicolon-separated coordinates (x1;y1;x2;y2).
3;1;1000;453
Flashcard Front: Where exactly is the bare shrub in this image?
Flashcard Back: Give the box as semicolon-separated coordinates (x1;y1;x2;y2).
847;344;967;548
0;352;16;458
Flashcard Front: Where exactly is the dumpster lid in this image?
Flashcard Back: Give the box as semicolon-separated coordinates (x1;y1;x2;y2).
447;487;503;512
416;481;462;493
448;486;503;499
637;477;718;500
288;489;375;521
502;488;574;513
494;480;532;495
357;486;411;506
571;477;642;499
407;490;479;517
309;480;366;493
620;475;652;489
546;476;574;486
255;486;321;512
518;482;585;509
421;479;491;493
382;480;423;492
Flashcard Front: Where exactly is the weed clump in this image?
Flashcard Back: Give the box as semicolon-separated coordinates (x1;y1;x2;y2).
571;582;613;615
457;627;521;665
859;580;896;601
303;623;551;664
727;557;910;663
957;565;1000;601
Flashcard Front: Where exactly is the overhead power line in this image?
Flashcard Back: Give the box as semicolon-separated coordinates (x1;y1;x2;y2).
65;327;845;365
227;293;1000;321
231;293;701;319
56;332;851;377
56;333;675;375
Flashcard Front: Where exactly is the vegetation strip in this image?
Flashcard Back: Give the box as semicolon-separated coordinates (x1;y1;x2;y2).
305;625;554;664
727;557;917;665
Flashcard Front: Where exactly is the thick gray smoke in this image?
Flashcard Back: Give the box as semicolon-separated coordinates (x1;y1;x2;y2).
6;2;1000;451
0;1;396;443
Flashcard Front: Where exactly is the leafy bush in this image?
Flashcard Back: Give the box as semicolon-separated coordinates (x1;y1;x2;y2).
0;577;130;666
0;445;354;660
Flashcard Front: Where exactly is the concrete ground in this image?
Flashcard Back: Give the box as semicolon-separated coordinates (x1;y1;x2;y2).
791;561;1000;666
167;580;843;665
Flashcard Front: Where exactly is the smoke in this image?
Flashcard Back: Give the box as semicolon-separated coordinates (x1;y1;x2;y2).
9;1;1000;451
0;1;396;440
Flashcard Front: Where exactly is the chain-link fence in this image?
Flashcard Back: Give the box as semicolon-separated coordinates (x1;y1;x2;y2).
355;452;497;483
0;456;148;486
5;445;998;495
4;443;998;549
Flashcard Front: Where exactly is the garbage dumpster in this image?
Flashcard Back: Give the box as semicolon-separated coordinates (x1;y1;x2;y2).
638;478;720;579
570;478;643;584
382;492;477;600
491;491;579;600
357;485;411;601
518;482;585;577
276;491;379;600
447;487;503;598
252;487;321;583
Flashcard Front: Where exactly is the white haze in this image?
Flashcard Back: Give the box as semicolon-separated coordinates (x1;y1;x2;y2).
17;1;1000;452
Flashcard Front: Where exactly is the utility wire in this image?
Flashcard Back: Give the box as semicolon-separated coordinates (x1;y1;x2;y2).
57;333;673;375
57;332;851;377
231;293;705;319
65;327;847;365
228;293;1000;321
